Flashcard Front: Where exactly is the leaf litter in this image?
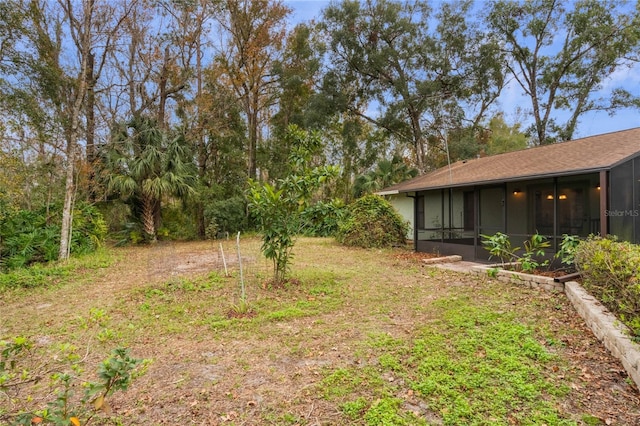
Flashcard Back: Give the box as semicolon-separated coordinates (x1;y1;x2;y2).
0;237;639;425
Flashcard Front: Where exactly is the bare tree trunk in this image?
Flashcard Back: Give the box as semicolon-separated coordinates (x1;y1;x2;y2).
59;84;87;259
195;22;206;239
58;139;76;260
157;46;170;129
58;0;91;260
248;108;258;180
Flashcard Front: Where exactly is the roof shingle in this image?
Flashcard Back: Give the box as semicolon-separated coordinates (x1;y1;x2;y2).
381;127;640;193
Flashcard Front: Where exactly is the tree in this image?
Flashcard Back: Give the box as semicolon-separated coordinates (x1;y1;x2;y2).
192;76;248;237
353;155;417;198
487;0;640;144
248;125;339;284
214;0;291;180
265;23;323;181
485;113;528;155
0;0;131;260
320;0;504;172
103;116;197;242
271;23;321;133
324;117;388;202
157;0;221;238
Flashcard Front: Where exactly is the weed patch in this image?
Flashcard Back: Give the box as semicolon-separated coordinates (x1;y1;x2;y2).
321;294;575;425
0;248;113;293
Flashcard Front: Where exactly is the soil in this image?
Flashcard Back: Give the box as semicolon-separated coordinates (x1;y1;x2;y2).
1;239;639;425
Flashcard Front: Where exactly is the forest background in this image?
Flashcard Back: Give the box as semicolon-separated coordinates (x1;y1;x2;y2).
1;0;640;267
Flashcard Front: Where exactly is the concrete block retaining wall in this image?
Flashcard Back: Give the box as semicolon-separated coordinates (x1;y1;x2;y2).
469;265;564;292
564;281;640;388
470;264;640;389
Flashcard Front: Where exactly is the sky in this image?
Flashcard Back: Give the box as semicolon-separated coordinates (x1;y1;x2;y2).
283;0;640;140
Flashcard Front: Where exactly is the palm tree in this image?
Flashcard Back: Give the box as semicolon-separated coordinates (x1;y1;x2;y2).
353;155;418;198
103;116;197;242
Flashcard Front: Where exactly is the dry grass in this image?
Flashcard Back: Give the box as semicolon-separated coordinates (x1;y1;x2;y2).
1;237;639;425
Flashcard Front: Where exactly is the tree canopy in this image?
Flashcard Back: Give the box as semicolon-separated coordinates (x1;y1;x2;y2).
487;0;640;144
0;0;638;254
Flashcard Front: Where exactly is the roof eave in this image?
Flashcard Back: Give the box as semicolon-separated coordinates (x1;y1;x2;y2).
376;189;400;196
395;167;609;193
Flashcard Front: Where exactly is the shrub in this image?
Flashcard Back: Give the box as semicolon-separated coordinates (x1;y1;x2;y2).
480;232;550;273
204;196;248;236
555;234;581;267
248;125;339;284
0;203;106;271
70;203;108;254
1;337;147;425
160;202;198;240
336;195;408;248
480;232;518;266
300;199;347;237
574;235;640;339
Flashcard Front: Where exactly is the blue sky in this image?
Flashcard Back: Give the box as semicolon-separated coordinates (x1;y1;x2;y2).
286;0;329;22
284;0;640;139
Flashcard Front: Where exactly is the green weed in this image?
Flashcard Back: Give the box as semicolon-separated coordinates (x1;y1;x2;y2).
266;305;308;321
321;295;575;425
0;248;113;293
340;397;368;419
364;397;426;426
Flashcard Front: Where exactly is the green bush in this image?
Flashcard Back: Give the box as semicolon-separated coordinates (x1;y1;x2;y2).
70;203;108;254
204;196;248;236
1;337;147;425
160;202;198;240
0;203;107;271
300;199;347;237
336;194;408;248
574;236;640;339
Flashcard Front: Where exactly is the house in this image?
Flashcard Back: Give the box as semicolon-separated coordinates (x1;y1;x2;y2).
379;128;640;260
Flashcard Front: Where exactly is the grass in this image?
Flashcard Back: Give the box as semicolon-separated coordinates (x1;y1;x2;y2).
0;247;114;293
0;237;637;425
320;295;574;425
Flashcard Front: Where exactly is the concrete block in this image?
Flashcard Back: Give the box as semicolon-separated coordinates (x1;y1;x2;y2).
564;280;640;390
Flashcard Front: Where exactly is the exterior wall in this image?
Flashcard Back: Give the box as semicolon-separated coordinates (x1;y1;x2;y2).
387;194;414;240
423;191;442;236
449;190;464;231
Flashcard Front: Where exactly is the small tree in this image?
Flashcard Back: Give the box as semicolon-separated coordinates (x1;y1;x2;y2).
248;125;339;284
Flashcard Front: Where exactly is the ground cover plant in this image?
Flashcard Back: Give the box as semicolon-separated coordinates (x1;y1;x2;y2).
1;238;639;424
0;203;107;271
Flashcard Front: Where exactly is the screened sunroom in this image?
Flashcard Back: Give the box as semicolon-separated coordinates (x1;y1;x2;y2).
380;128;640;260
